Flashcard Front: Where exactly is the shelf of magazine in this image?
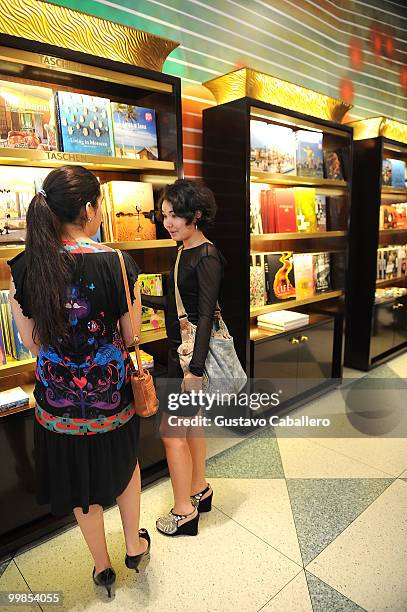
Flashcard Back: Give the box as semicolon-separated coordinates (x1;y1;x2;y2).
250;290;344;318
0;328;167;380
0;239;177;260
0;147;175;172
250;171;348;189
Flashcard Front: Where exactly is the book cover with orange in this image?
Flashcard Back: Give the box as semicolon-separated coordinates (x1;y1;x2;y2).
264;251;296;303
105;181;156;241
294;187;317;232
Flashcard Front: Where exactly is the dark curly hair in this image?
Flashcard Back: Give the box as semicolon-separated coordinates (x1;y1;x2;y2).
157;179;217;230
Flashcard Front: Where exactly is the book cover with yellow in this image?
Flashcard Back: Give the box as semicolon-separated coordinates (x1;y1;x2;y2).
294;187;317;232
105;181;156;242
293;253;314;297
138;273;165;331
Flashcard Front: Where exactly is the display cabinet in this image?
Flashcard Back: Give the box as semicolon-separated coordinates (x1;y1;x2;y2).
202;70;353;409
345;118;407;370
0;14;182;557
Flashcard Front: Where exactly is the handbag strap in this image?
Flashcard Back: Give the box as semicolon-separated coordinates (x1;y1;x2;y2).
116;249;145;379
173;244;221;322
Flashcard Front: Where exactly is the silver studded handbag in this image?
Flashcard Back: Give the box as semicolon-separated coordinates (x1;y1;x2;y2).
174;245;247;396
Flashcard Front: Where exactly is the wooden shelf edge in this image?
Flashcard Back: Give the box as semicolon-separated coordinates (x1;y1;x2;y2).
251;231;346;241
381;186;407;196
376;276;406;286
379;228;407;234
250;290;343;318
250;313;332;342
0;358;36;379
250;171;348;188
0;148;175;172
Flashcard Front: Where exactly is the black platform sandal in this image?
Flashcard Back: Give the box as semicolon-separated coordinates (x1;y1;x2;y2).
191;484;213;513
125;528;151;572
92;567;116;598
156;507;199;536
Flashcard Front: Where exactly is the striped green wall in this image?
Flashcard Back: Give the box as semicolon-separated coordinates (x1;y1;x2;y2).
45;0;407;177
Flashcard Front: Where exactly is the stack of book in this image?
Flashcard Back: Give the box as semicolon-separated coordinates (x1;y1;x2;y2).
257;310;309;332
0;386;30;413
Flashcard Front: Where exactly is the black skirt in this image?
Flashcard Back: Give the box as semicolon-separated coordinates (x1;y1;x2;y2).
34;414;140;516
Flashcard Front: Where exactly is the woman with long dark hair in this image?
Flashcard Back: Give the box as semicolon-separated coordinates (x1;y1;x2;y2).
142;179;224;536
9;166;150;597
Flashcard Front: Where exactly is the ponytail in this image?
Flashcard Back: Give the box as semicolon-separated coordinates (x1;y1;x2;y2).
23;166;100;348
25;192;73;348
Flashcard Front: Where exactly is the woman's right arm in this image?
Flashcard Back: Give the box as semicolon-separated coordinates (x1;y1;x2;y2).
140;293;168;311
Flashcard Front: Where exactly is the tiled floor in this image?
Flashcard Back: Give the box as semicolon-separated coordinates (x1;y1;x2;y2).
1;356;407;611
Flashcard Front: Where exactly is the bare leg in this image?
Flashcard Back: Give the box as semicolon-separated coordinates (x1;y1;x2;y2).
186;422;208;495
73;504;111;575
160;414;197;522
116;463;148;556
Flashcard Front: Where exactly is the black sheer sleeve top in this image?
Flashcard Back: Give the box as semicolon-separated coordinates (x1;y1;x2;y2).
141;242;225;376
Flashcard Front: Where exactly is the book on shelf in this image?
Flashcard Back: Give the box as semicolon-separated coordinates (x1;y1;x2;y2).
326;196;347;231
382;159;406;188
323;149;345;180
313;252;331;293
294;187;317;232
0;290;32;362
249;183;265;234
0;386;30;412
250;120;296;174
0;324;6;365
380;205;397;230
394;204;407;229
295;130;324;177
0;79;58;151
329;251;346;290
55;91;114;156
138;273;165;331
103;181;156;242
293;253;314;298
264;252;296;303
111;103;158;160
257;310;309;331
271;188;296;233
250;254;266;306
315;195;327;231
129;349;154;371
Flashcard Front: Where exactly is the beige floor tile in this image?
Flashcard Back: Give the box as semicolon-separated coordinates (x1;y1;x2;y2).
387;352;407;379
277;437;390;478
0;561;40;611
308;438;407;477
208;478;303;565
206;433;245;460
307;479;407;612
260;570;312;611
15;477;299;612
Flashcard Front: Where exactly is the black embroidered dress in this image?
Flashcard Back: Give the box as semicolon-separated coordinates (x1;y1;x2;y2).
8;240;140;515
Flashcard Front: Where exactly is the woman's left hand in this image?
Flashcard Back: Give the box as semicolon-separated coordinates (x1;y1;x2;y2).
182;371;203;393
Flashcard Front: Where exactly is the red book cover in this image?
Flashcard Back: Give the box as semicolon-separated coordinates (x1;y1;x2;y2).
260;190;268;233
265;189;276;233
272;188;297;233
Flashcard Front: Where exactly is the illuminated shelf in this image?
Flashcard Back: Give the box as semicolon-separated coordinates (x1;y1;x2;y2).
250;290;343;318
0;239;177;260
381;186;407;196
0;357;36;380
379;228;407;235
376;276;406;286
251;231;346;242
139;328;167;344
250;313;330;342
250;171;348;189
103;239;176;250
0;147;175;172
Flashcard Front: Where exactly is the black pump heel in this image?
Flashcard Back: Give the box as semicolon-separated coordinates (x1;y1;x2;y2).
191;484;213;513
92;567;116;598
125;528;151;572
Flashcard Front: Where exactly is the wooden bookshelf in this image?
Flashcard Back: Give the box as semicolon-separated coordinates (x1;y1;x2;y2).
250;313;331;342
0;147;175;173
250;291;343;318
376;276;406;286
250;171;348;189
0;357;36;380
379;228;407;236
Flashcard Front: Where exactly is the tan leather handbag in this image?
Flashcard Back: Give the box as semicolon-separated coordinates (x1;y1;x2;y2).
117;250;159;417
